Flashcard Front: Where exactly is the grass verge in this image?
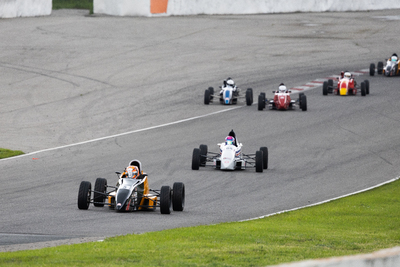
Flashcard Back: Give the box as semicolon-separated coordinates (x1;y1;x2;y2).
1;179;399;266
52;0;93;13
0;148;24;159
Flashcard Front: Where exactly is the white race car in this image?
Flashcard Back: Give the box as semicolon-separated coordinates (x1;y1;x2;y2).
191;133;268;173
204;85;253;105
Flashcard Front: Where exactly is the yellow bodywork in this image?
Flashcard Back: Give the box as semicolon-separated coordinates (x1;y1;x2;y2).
340;87;348;95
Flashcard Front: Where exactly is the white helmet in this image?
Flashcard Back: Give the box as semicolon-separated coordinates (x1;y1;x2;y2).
278;83;286;92
391;56;398;62
344;72;351;79
226;78;235;87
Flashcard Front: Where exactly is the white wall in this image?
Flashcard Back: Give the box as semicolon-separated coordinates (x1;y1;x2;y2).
94;0;150;17
94;0;400;16
0;0;52;18
167;0;400;15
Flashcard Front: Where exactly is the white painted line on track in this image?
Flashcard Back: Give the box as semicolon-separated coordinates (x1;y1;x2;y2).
0;106;242;161
240;176;400;222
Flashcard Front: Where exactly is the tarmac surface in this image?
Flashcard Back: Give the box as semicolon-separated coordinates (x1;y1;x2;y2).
0;9;399;251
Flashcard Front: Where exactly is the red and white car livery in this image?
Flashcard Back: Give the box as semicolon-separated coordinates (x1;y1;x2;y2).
258;88;307;111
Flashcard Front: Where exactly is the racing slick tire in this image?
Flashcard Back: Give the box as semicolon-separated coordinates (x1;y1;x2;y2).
172;182;185;211
204;89;211;105
300;94;307;111
160;185;172;214
94;178;107;207
323;81;328;96
298;92;304;107
361;82;366;96
192;148;201;170
255;150;263;173
208;87;214;100
199;144;208;167
78;181;91;210
260;147;268;169
377;61;383;75
246;88;253;106
258;94;265;111
370;63;375;76
364;80;370;95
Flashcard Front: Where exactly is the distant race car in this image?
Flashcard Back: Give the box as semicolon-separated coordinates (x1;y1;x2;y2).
258;83;307;111
323;71;369;96
77;160;185;214
191;130;268;173
204;77;253;105
370;53;400;77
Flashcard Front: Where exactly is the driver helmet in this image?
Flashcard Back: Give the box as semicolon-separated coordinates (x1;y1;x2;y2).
126;166;139;179
225;136;235;145
226;78;235;88
278;83;287;93
391;55;398;62
344;72;351;79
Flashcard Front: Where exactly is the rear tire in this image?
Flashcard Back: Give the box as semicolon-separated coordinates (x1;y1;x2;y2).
301;94;307;111
377;61;383;74
255;150;263;173
94;178;107;207
78;181;91;210
370;63;375;76
246;88;253;106
172;182;185;211
160;186;172;214
258;94;264;111
260;147;268;169
323;81;328;95
204;89;210;105
192;148;201;170
361;82;366;96
199;144;208;166
364;80;370;95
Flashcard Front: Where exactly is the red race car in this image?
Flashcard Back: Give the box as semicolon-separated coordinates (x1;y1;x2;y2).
323;71;370;96
258;83;307;111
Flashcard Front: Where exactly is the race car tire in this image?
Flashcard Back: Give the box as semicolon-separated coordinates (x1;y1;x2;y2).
255;150;263;173
160;185;172;214
172;182;185;211
361;82;366;96
208;87;214;100
364;80;370;95
323;81;328;96
199;144;208;166
298;92;304;107
300;94;307;111
258;95;264;111
377;61;383;75
78;181;91;210
369;63;375;76
246;88;253;106
94;178;107;207
260;147;268;169
204;89;210;105
192;148;201;170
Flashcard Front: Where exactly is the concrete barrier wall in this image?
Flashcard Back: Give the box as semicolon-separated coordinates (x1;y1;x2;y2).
0;0;52;18
94;0;400;16
273;247;400;267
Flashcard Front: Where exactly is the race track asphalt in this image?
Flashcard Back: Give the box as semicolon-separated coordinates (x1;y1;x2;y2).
0;9;399;251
